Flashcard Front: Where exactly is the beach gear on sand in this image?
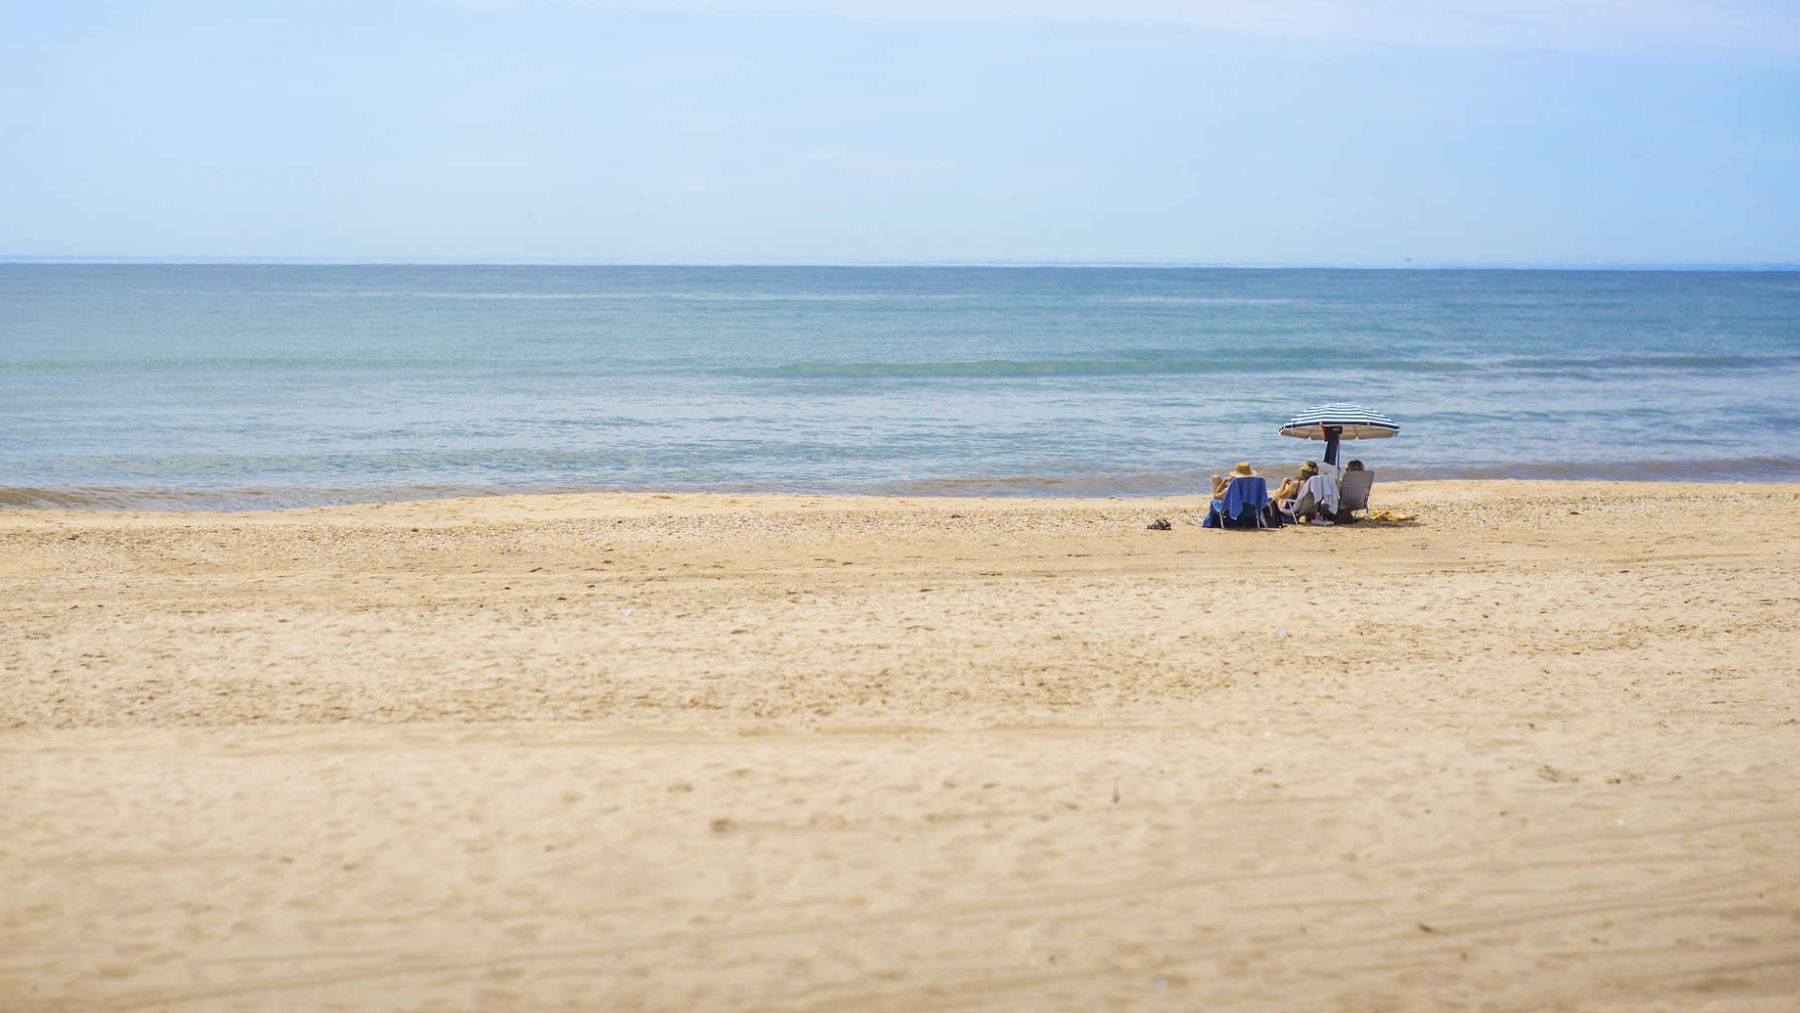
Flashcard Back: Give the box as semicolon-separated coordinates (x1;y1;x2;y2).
1337;468;1375;517
1204;475;1272;529
1290;473;1341;520
1279;403;1399;467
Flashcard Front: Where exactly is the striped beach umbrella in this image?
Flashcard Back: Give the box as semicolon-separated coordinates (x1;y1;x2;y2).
1278;403;1399;467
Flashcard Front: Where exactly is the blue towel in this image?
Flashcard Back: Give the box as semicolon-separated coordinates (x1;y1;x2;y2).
1221;476;1267;517
1205;476;1268;528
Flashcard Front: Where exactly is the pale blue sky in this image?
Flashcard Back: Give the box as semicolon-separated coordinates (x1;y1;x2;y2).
3;1;1797;265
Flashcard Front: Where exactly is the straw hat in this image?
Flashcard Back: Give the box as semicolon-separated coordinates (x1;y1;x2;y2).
1299;460;1319;476
1231;461;1257;477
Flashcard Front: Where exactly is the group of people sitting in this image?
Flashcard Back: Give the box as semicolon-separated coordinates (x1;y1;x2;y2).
1204;458;1370;529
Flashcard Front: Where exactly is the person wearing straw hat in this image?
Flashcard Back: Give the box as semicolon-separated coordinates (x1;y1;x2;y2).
1211;461;1256;497
1289;461;1341;525
1205;462;1277;529
1272;460;1318;505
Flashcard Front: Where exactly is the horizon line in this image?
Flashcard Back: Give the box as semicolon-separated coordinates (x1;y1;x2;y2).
3;255;1799;272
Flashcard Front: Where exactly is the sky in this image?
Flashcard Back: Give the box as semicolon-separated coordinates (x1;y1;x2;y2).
2;0;1797;265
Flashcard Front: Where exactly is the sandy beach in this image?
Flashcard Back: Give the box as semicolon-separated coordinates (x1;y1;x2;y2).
4;480;1799;1011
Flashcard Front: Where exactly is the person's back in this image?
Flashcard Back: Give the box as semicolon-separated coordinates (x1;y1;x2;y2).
1207;463;1270;528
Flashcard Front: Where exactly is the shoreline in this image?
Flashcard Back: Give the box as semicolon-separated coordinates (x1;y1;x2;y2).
7;463;1800;514
5;474;1800;519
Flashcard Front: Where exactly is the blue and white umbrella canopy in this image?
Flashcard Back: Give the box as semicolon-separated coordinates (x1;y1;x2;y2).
1278;403;1399;466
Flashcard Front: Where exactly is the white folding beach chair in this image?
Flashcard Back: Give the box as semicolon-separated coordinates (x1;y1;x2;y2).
1289;473;1340;523
1338;470;1374;517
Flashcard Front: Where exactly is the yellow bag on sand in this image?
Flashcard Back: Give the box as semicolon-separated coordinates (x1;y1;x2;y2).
1368;509;1419;523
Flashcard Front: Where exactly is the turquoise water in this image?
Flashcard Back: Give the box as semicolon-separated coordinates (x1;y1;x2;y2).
3;264;1798;509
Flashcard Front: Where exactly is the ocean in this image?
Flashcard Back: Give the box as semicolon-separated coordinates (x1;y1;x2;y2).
3;264;1797;510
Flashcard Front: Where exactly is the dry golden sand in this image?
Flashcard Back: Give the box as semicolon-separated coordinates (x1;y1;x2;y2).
3;481;1799;1011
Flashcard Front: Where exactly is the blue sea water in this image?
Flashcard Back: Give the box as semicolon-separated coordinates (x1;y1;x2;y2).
3;264;1798;509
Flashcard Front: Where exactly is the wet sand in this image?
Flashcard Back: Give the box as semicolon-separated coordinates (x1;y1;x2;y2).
3;481;1799;1010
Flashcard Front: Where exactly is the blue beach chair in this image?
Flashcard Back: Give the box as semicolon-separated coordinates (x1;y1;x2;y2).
1203;476;1272;529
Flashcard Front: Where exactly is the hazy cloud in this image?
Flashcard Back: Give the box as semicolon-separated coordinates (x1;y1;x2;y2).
806;147;956;181
452;0;1800;56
